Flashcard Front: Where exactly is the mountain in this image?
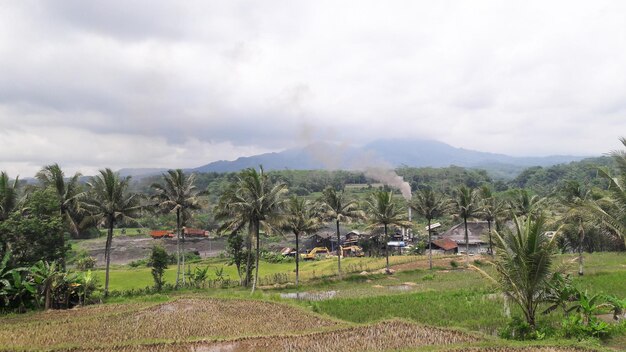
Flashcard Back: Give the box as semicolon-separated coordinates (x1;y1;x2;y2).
191;138;587;176
113;138;588;179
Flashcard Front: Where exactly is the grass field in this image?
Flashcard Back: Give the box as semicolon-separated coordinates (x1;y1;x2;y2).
96;255;419;291
1;252;624;351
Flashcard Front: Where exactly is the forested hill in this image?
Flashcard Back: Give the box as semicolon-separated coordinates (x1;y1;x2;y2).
128;156;614;198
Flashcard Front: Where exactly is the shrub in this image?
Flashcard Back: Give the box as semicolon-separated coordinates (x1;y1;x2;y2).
449;260;459;268
150;245;168;291
499;316;549;340
76;256;96;270
422;273;435;281
128;259;148;268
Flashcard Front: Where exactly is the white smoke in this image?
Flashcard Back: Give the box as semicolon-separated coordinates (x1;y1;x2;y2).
364;167;412;200
299;124;412;200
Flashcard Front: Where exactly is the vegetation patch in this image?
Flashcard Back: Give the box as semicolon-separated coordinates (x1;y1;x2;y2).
0;298;341;350
81;320;480;351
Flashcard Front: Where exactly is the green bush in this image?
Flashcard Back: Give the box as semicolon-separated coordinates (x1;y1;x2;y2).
150;245;168;291
76;256;96;270
128;259;148;268
449;260;459;268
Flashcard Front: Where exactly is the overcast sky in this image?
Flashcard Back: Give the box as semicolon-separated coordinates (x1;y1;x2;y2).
1;1;626;177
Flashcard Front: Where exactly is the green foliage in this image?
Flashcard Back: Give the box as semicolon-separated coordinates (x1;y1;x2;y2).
490;216;558;328
561;314;610;340
449;260;459;268
0;188;68;267
499;316;549;340
150;245;168;291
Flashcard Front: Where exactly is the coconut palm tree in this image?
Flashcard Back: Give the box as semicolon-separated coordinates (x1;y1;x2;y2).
82;169;142;296
452;186;480;264
509;189;546;219
366;190;412;274
593;137;626;246
151;169;205;287
214;167;287;293
558;180;598;276
36;164;84;238
478;186;507;256
319;187;364;279
410;188;451;269
0;171;20;222
281;196;322;286
486;215;559;329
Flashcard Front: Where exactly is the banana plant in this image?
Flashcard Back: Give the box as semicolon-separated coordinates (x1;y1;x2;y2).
31;260;62;310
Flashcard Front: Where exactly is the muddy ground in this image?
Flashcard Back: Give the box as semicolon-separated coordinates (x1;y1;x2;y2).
77;236;227;266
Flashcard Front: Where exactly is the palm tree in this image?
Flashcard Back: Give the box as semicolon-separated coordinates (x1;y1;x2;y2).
452;186;480;264
410;188;450;269
366;190;412;273
558;181;599;276
319;187;364;279
214;167;287;293
281;196;322;286
36;164;84;238
509;189;546;219
0;171;20;222
82;169;142;296
151;169;205;287
478;186;507;256
486;215;559;329
594;137;626;246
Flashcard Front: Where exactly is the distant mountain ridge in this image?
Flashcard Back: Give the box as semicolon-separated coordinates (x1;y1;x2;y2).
115;138;588;178
191;138;586;174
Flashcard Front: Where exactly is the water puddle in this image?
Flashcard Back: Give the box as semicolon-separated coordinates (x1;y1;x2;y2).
280;290;338;301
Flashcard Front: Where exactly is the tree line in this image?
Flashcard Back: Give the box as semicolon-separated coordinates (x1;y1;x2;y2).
1;139;626;308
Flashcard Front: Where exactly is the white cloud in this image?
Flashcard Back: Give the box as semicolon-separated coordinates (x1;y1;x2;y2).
1;0;625;176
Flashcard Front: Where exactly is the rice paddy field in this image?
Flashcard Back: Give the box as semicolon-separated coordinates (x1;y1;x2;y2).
1;252;624;351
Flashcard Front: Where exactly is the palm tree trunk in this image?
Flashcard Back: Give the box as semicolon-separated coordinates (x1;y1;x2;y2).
488;219;493;256
295;231;300;287
385;223;390;273
578;221;584;276
245;225;253;287
464;216;469;265
252;219;260;293
182;227;186;285
336;219;342;279
104;215;114;297
175;209;181;288
427;218;432;270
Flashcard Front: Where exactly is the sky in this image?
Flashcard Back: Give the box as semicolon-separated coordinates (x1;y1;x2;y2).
1;1;626;177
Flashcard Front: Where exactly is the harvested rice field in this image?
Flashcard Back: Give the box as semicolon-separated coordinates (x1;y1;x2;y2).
0;297;605;352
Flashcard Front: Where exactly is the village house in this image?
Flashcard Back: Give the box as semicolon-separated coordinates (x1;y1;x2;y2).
438;221;491;255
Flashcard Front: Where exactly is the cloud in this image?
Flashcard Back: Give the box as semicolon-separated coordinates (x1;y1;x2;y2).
1;1;626;176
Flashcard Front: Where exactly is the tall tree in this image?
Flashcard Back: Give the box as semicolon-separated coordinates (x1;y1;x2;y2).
452;186;480;264
486;216;559;329
36;164;84;237
558;180;599;276
366;190;412;273
0;171;20;222
509;189;546;219
151;169;205;287
214;167;286;293
281;196;322;286
410;188;450;269
83;169;142;296
319;187;364;279
594;137;626;246
478;186;506;256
